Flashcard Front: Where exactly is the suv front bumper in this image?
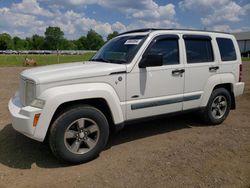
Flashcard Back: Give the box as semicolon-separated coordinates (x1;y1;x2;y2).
8;94;42;141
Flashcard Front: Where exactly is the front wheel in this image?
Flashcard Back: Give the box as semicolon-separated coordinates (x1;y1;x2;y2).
201;88;231;125
49;105;109;164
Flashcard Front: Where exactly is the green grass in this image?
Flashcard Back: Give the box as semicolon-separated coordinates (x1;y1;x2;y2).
242;57;250;62
0;52;96;67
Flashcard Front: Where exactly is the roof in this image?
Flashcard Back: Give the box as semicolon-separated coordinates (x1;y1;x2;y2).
119;28;230;36
233;31;250;40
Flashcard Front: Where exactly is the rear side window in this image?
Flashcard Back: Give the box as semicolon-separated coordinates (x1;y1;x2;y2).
184;35;214;63
147;38;179;65
216;38;237;61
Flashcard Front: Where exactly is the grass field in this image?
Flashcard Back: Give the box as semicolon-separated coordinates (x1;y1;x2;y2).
242;57;250;62
0;52;95;67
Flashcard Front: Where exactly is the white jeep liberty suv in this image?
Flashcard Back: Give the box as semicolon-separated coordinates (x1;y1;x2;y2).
9;29;245;164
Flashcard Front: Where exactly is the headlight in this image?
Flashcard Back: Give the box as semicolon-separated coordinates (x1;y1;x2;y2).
31;99;45;109
25;80;35;106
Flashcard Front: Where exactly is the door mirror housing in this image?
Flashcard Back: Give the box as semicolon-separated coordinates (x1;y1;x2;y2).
139;54;163;68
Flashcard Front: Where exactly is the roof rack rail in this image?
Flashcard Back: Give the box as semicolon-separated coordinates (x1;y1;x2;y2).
118;28;230;36
118;28;159;35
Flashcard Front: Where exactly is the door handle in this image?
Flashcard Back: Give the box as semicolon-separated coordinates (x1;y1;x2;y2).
209;66;219;72
172;69;185;76
131;95;139;99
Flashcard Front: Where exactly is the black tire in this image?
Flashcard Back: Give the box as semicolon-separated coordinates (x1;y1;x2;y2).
201;88;231;125
49;105;109;164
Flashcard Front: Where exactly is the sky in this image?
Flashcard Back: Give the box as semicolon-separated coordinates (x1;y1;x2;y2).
0;0;250;39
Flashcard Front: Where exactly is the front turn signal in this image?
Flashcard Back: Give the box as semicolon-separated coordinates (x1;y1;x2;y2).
33;113;41;127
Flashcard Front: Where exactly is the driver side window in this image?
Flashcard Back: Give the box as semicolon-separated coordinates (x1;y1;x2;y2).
147;38;179;65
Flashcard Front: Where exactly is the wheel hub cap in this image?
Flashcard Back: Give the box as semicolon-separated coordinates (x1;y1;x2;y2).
211;95;227;119
79;132;85;139
64;118;100;154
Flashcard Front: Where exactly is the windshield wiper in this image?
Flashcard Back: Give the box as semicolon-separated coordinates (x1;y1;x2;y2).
91;58;110;63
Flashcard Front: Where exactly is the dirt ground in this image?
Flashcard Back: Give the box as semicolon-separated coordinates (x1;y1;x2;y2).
0;63;249;188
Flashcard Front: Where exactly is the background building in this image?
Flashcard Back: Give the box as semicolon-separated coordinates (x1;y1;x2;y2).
233;31;250;57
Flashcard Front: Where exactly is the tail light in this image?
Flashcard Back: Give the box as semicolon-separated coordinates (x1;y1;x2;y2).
239;64;243;82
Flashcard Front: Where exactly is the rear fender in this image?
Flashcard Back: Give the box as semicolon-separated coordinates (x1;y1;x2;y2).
201;73;235;107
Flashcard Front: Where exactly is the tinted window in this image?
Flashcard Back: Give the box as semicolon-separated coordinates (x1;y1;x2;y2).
216;38;237;61
147;38;179;65
184;38;214;63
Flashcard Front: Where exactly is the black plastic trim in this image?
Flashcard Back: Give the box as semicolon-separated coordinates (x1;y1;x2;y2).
125;107;206;126
131;94;201;110
183;35;212;40
183;95;201;101
110;71;127;75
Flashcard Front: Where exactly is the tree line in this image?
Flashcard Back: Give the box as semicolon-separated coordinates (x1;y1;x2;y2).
0;26;119;51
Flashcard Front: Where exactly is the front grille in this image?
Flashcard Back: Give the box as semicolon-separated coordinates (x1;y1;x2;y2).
19;78;35;106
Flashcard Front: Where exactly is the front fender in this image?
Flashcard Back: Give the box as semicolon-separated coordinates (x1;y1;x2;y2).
33;83;124;141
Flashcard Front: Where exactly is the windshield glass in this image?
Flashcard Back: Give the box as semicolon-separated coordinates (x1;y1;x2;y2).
91;35;147;64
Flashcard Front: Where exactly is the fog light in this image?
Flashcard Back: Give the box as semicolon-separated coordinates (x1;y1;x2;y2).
33;113;41;127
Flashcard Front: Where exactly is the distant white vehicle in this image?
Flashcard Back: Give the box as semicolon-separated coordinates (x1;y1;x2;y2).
9;29;245;164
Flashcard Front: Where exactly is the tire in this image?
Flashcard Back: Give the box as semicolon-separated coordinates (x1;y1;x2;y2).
49;105;109;164
201;88;231;125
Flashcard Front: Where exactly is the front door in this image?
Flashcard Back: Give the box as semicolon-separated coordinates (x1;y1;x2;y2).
126;35;185;120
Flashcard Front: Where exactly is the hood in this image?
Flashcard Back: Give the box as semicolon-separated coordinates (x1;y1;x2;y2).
21;61;126;84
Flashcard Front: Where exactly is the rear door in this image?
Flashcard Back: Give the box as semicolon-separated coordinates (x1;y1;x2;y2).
182;34;219;110
216;37;239;82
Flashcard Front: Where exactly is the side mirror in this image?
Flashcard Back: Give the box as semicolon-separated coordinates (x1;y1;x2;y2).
139;54;163;68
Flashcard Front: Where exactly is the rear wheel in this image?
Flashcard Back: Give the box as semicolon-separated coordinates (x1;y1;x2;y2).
49;105;109;164
201;88;231;125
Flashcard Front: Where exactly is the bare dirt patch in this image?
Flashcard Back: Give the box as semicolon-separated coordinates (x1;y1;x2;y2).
0;64;249;188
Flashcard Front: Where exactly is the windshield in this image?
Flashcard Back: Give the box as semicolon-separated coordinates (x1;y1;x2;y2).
91;35;147;64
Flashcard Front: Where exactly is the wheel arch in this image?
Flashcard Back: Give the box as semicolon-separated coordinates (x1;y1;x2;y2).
213;83;235;109
201;74;235;109
201;82;235;109
33;83;125;142
50;98;115;129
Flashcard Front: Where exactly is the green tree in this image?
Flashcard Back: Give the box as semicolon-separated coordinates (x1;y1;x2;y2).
31;34;45;50
75;36;87;50
59;39;77;50
85;30;104;50
67;40;77;50
13;36;22;50
25;37;33;50
44;26;64;50
107;31;119;41
13;36;30;50
0;33;13;50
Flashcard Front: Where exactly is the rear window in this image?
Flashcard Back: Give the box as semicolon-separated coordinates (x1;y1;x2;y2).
184;36;214;63
216;38;237;61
